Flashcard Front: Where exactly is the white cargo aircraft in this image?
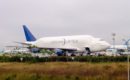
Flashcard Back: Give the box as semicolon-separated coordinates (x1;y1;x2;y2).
21;25;110;56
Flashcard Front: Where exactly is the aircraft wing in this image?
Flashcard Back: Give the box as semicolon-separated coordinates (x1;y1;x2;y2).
58;48;77;51
5;46;27;48
14;41;78;51
14;41;32;46
5;41;32;48
38;47;77;51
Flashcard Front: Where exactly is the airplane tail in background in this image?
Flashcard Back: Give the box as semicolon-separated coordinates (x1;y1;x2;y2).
23;25;36;42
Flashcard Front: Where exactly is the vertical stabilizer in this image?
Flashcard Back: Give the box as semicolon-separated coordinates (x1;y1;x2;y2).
23;25;36;42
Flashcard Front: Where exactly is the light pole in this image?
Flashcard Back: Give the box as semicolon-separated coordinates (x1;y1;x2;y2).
112;33;116;49
124;39;130;80
128;53;129;80
126;39;130;80
112;33;116;55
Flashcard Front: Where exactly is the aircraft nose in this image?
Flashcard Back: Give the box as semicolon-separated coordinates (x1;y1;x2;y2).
101;41;110;48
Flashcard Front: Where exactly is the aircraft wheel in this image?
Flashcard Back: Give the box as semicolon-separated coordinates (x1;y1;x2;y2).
71;53;76;56
82;52;87;56
82;49;90;56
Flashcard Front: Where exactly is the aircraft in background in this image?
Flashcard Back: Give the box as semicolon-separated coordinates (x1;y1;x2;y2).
19;25;110;56
110;45;127;50
106;45;130;56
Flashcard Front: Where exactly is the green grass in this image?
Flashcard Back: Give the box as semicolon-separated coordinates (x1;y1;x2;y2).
0;62;128;80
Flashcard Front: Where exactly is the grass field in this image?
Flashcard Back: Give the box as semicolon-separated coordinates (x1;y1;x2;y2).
0;62;128;80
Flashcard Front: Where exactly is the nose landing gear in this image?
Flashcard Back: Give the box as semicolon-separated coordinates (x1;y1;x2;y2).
81;48;91;56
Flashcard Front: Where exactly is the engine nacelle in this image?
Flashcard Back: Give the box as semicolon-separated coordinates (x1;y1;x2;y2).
30;48;40;53
54;49;64;56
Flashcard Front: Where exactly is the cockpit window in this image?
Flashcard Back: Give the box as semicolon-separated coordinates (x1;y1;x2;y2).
100;39;104;41
96;38;104;41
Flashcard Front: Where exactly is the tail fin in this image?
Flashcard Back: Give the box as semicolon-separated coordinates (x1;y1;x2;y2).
23;25;36;42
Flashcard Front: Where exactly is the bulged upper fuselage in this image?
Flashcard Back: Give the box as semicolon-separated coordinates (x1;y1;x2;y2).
32;35;110;52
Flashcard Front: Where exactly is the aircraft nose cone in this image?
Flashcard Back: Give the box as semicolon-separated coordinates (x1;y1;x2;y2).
103;42;110;48
106;43;110;48
99;41;110;49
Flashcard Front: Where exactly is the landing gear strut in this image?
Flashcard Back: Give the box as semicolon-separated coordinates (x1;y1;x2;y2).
82;48;91;56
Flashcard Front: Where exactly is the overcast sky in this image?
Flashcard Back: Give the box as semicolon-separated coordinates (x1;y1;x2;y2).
0;0;130;49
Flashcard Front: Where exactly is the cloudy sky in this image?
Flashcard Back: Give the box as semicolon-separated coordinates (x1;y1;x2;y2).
0;0;130;49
